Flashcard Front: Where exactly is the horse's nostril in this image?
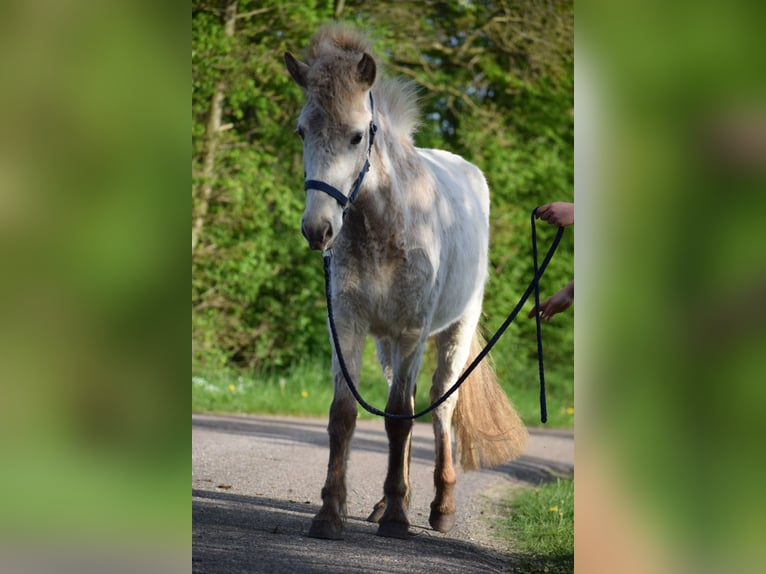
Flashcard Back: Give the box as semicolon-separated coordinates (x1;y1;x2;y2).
304;219;334;250
321;221;333;245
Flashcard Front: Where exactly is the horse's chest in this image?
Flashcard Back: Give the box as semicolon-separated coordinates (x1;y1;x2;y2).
338;250;436;332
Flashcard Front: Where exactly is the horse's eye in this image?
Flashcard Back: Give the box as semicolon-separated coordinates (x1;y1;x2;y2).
350;132;363;145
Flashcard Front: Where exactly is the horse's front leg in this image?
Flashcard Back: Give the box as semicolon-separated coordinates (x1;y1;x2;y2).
376;336;424;539
366;338;393;524
307;323;364;540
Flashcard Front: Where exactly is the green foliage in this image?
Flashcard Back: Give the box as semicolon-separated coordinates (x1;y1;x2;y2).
192;0;573;425
497;479;574;572
192;339;437;419
192;0;335;370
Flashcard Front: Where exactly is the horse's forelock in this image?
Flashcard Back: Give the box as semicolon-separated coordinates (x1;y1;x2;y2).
304;73;363;126
300;24;420;142
301;24;378;122
305;23;374;65
304;62;369;125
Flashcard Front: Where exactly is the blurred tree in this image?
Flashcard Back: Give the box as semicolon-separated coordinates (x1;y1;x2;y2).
192;0;237;254
192;0;336;370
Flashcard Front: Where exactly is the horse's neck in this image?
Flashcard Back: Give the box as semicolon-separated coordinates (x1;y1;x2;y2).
347;178;400;250
354;132;425;239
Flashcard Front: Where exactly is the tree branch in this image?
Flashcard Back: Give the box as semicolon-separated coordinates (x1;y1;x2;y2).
235;7;274;21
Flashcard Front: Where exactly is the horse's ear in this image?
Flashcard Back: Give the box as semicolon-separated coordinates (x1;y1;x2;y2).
357;53;376;88
284;51;309;89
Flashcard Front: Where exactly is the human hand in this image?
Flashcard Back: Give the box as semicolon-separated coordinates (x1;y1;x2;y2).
535;202;574;227
528;281;574;320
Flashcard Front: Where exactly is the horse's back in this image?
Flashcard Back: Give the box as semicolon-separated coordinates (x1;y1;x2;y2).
415;147;490;333
415;147;490;260
415;147;490;222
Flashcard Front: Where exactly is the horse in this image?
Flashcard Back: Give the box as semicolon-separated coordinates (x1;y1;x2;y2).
284;23;528;540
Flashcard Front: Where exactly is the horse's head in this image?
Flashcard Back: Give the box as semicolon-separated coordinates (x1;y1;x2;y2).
285;49;377;251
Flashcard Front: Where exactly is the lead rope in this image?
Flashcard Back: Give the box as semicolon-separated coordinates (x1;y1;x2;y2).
531;209;549;423
322;207;564;422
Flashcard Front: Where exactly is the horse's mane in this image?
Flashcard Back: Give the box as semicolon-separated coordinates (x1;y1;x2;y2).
375;78;420;147
302;23;420;145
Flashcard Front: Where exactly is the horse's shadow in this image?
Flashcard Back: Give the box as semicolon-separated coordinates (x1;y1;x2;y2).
192;488;531;574
192;415;573;487
492;428;575;485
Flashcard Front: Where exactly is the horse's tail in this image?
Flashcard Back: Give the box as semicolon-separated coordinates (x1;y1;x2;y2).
455;331;528;471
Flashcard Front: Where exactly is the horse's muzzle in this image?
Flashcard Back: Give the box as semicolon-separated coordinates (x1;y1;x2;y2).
302;217;334;251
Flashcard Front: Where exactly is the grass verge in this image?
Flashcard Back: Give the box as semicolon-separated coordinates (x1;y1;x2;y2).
193;338;573;428
496;478;574;573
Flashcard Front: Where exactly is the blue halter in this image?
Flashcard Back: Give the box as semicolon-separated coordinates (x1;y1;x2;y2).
304;92;378;212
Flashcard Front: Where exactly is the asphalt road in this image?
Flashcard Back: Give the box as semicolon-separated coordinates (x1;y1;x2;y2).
192;413;574;573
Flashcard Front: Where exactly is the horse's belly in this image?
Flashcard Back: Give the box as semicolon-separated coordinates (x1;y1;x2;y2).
365;255;483;338
430;293;472;334
365;283;434;338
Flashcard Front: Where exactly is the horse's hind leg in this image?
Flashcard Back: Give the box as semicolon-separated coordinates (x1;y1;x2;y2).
429;307;480;532
307;327;364;540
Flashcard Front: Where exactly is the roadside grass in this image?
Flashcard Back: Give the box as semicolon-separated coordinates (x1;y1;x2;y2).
193;338;573;428
497;478;574;573
193;360;335;418
193;341;434;420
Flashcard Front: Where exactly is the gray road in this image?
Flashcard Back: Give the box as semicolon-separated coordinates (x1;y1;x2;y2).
192;413;573;573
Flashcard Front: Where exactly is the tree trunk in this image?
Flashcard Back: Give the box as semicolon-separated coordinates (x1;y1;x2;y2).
334;0;345;19
192;0;238;254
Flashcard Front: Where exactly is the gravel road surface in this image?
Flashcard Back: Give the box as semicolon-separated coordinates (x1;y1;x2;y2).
192;413;573;573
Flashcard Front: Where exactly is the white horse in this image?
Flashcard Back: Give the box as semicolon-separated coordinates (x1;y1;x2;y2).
285;23;527;540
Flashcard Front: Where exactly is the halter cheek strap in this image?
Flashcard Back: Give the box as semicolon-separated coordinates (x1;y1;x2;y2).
304;92;378;212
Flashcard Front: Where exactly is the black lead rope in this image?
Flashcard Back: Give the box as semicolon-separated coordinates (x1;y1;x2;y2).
322;207;564;422
531;209;549;423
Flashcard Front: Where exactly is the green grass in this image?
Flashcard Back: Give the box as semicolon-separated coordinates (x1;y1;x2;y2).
193;360;336;418
193;337;574;428
193;341;436;420
497;479;574;573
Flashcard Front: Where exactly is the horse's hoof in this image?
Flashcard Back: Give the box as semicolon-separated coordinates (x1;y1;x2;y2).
376;520;411;539
307;519;344;540
366;502;386;523
429;510;456;533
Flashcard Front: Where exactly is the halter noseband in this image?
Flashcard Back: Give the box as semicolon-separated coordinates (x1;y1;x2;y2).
304;92;378;213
